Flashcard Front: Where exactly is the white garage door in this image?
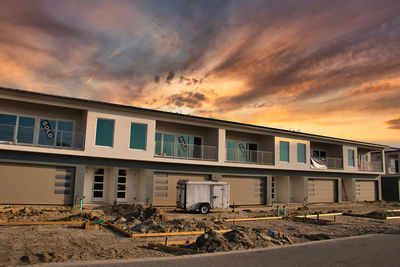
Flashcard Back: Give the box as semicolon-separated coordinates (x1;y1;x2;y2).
222;176;266;205
308;179;337;203
356;180;377;201
153;173;209;206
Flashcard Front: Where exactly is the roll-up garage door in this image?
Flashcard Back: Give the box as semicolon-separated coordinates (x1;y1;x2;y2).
153;173;209;206
356;180;377;201
0;163;75;205
308;179;337;203
222;176;266;205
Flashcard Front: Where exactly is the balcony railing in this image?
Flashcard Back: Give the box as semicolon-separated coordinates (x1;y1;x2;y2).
154;141;217;161
0;124;84;150
326;157;343;169
226;148;274;165
311;156;343;169
358;161;383;172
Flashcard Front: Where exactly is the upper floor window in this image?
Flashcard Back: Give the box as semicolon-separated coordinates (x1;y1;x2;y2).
297;143;306;163
280;141;289;162
130;123;147;150
0;113;17;141
95;118;114;147
0;113;75;148
348;149;355;166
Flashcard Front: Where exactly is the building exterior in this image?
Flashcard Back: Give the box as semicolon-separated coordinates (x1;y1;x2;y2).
0;87;387;207
382;148;400;201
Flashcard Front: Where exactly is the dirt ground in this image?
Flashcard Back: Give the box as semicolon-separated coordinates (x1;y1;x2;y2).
1;201;400;266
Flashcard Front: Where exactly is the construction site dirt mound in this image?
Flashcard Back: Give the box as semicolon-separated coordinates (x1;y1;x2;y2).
191;227;277;252
103;205;163;222
195;230;232;252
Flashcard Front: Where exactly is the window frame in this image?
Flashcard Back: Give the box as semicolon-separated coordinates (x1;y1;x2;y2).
348;149;355;167
95;118;115;147
297;143;306;163
129;122;147;151
279;141;290;162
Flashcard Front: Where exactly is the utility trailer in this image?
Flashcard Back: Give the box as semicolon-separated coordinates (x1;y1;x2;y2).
176;180;230;214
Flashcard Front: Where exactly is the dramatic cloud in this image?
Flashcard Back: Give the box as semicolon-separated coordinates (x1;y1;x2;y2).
386;117;400;130
0;0;399;146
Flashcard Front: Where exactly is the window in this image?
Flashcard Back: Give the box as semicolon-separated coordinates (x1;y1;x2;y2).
163;133;175;156
95;118;114;147
348;149;355;166
155;132;162;155
312;150;327;160
280;141;289;162
17;116;35;144
297;143;306;163
57;120;74;147
117;169;127;199
130;123;147;150
226;140;237;161
93;168;104;198
0;113;17;141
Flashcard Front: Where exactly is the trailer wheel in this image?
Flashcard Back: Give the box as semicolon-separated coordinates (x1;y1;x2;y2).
199;204;210;214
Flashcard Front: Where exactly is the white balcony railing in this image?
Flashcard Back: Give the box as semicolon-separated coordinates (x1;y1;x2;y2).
226;148;274;165
0;124;84;150
154;141;217;161
358;161;383;172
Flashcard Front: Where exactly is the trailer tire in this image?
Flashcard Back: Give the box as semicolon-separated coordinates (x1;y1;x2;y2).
199;204;210;214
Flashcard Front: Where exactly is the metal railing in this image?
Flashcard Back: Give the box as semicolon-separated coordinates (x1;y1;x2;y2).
326;157;343;169
0;123;84;149
226;148;274;165
358;161;383;172
154;141;217;161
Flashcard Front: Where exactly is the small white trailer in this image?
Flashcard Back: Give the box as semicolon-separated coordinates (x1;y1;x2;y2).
176;180;230;214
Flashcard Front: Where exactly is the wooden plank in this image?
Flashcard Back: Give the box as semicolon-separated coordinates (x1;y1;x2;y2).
148;243;201;254
132;229;232;238
294;213;342;218
224;216;283;222
385;209;400;212
105;222;132;237
0;221;84;226
156;240;196;245
386;216;400;220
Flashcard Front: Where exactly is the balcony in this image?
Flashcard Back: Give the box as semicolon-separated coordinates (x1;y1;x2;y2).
358;161;383;172
154;141;217;161
0;123;84;150
226;148;274;165
310;156;343;170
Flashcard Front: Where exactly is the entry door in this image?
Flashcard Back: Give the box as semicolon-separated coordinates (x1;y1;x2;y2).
117;169;128;202
93;168;105;201
211;185;224;208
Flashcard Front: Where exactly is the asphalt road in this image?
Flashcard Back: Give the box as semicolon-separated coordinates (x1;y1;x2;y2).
42;234;400;267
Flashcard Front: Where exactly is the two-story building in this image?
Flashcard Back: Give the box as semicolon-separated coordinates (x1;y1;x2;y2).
0;87;387;207
382;148;400;201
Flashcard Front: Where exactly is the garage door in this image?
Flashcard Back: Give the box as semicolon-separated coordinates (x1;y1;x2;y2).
356;180;377;201
308;179;337;203
0;163;75;205
222;176;266;205
153;173;209;206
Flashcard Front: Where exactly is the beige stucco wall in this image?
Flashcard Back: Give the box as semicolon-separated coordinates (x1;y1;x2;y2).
290;176;305;203
343;145;358;172
274;137;310;171
275;176;290;203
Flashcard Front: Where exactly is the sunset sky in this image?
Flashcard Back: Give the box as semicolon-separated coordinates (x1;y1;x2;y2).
0;0;399;147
